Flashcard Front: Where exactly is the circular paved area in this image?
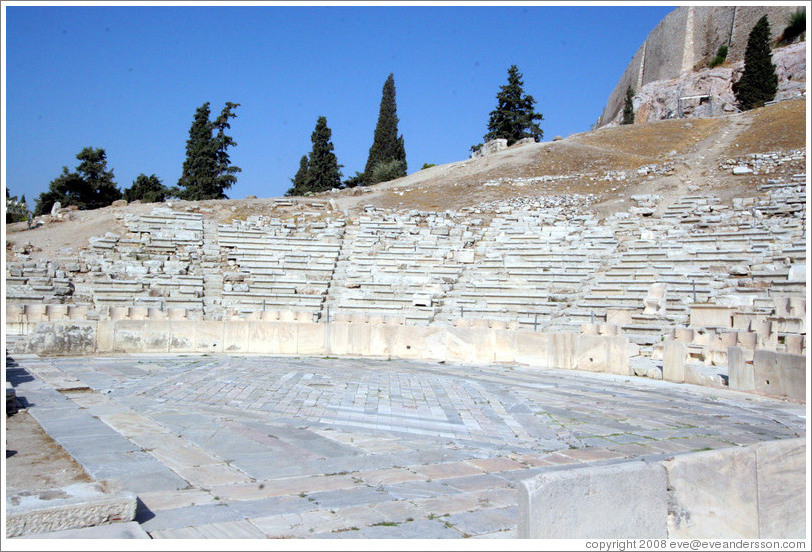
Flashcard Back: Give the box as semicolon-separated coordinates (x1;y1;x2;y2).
11;354;806;539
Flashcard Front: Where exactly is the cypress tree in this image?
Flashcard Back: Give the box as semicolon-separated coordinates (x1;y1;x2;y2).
732;15;779;111
364;73;406;184
286;155;310;196
307;116;342;193
483;65;543;145
212;102;242;195
622;85;635;125
177;102;240;200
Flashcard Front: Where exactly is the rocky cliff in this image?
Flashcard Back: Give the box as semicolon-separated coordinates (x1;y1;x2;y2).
614;42;806;126
598;5;806;127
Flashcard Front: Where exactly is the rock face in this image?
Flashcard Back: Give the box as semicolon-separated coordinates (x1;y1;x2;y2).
617;42;805;125
598;5;805;126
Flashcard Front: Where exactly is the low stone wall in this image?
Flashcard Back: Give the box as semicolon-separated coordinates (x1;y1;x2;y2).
518;438;806;539
6;481;137;538
729;347;807;401
20;320;631;375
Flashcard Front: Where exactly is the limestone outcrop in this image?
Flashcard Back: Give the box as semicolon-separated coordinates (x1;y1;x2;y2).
598;5;806;126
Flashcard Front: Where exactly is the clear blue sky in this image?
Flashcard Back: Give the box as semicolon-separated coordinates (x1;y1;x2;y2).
4;3;676;203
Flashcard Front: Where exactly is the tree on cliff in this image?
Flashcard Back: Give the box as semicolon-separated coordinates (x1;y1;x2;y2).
287;116;342;195
34;147;121;215
483;65;543;145
732;15;779;111
364;73;407;185
176;101;241;200
622;85;635;125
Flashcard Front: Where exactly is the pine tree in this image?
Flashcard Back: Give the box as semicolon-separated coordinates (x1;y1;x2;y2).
622;85;635;125
483;65;543;145
286;155;310;196
34;147;121;215
124;174;168;203
306;116;342;193
733;15;779;111
177;102;241;200
364;73;407;184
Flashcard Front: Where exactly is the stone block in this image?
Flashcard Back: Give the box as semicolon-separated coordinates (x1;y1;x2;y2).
470;329;497;363
142;320;171;352
223;321;250;353
23;321;98;356
753;350;806;401
412;294;432;307
327;323;351;355
605;308;635;325
18;521;150;539
168;321;197;352
684;362;725;387
548;333;576;370
368;324;397;357
346;322;372;356
195;321;223;352
296;323;327;355
664;447;758;538
393;325;423;359
727;346;754;392
6;481;137;538
445;326;474;363
112;320;146;352
662;340;687;383
96;320;114;352
787;263;805;282
455;249;475;263
421;326;447;361
492;329;516;363
784;334;805;355
514;331;549;367
108;306;129;321
690;306;734;329
754;438;806;538
248;322;296;354
518;460;668;538
575;334;630;375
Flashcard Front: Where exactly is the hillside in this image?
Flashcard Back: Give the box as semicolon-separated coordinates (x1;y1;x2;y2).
6;97;807;261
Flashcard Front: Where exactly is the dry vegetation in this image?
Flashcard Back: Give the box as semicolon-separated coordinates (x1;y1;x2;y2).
570;115;728;160
723;97;806;155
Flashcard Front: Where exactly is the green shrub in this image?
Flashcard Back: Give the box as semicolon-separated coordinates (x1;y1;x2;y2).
342;172;365;189
709;44;728;68
781;7;806;44
421;163;436;170
124;174;168;203
368;159;407;185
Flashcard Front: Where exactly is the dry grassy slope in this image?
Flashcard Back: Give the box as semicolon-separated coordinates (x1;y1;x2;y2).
345;97;806;212
6;98;806;259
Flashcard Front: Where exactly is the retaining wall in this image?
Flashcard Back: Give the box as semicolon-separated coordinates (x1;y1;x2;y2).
518;438;806;539
20;320;631;374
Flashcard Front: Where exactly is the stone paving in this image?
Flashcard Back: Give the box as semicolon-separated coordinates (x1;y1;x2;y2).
8;353;806;539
